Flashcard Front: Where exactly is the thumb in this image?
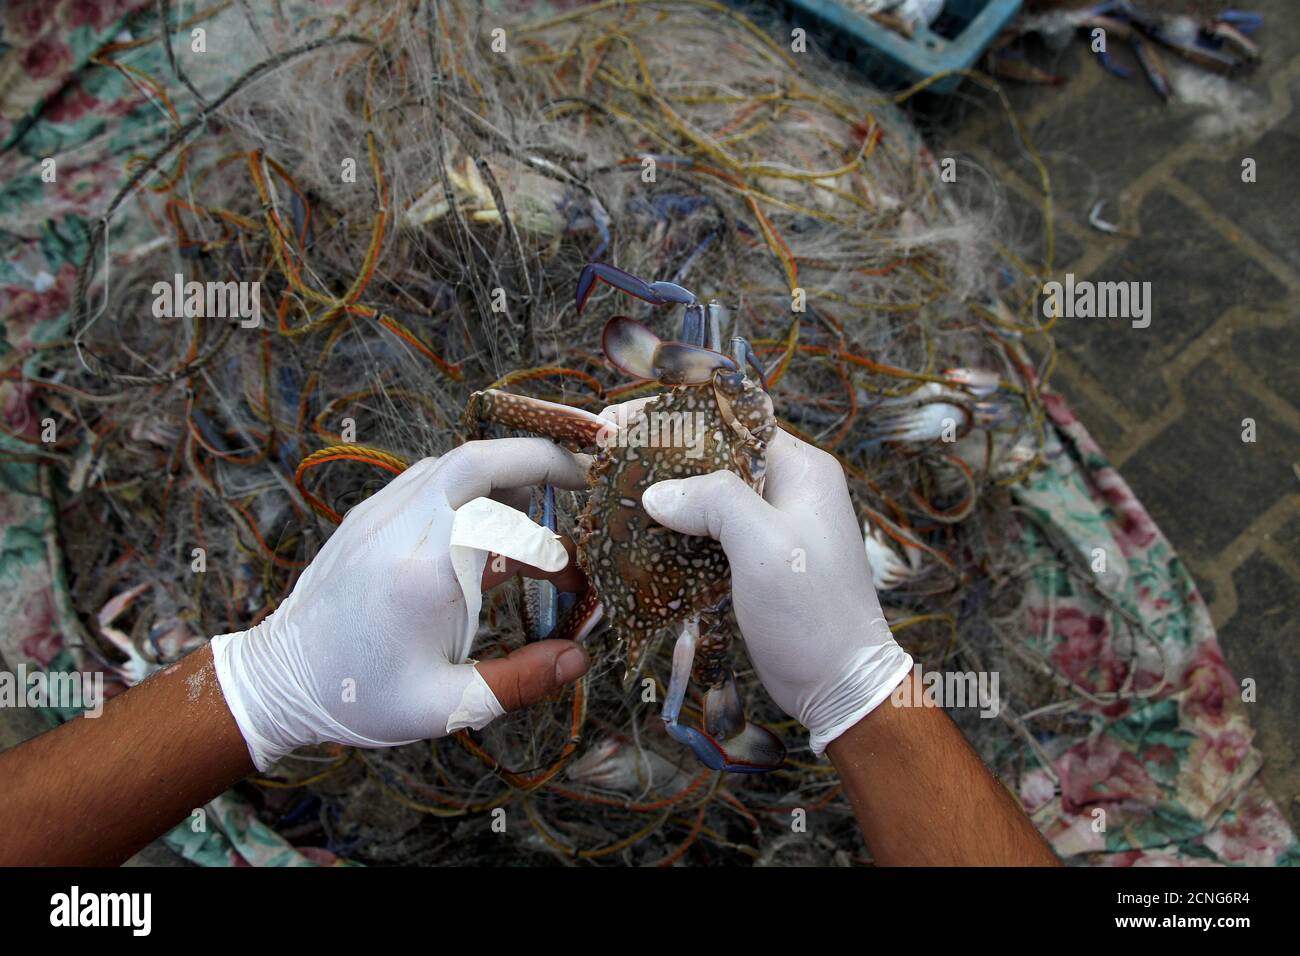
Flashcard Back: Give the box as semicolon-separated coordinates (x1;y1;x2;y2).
475;640;589;712
641;471;777;549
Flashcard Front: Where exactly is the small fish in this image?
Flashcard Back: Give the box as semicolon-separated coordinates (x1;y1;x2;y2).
566;738;692;795
985;51;1064;85
863;523;923;591
1204;21;1260;63
1214;10;1264;34
1131;38;1170;100
1088;199;1123;235
96;584;156;683
1096;46;1134;78
1148;22;1239;74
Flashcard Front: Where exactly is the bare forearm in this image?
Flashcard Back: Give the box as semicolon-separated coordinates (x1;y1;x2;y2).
828;672;1059;866
0;644;253;866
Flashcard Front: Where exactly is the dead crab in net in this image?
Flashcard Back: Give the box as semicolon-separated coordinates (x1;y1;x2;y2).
465;262;785;772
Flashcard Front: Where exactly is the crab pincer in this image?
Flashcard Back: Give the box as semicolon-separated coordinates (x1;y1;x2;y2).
602;316;736;385
575;261;697;314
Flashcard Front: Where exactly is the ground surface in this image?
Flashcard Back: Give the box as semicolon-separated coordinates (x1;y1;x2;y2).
943;0;1299;831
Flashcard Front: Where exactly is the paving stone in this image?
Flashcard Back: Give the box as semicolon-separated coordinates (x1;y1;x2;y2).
1256;2;1300;72
1119;357;1300;562
1275;513;1300;569
1222;552;1300;830
1229;310;1300;406
1176;127;1300;275
980;52;1194;209
1049;189;1286;418
1003;183;1086;272
1057;326;1172;420
945;38;1092;132
934;0;1300;831
1043;364;1129;453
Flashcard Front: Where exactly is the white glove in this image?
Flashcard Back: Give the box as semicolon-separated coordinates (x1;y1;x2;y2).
639;423;913;754
211;438;592;771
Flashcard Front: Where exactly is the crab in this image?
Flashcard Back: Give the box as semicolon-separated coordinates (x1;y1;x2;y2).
465;262;785;773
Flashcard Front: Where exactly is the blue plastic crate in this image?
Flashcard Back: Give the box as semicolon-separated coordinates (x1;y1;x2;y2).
772;0;1024;94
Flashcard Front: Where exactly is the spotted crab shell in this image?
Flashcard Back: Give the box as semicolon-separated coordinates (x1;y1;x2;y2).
573;382;770;672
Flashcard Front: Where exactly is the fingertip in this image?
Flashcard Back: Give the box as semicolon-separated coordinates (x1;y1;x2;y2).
640;479;678;519
554;643;589;684
476;639;589;712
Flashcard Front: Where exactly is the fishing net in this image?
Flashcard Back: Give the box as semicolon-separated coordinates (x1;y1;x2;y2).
18;0;1091;865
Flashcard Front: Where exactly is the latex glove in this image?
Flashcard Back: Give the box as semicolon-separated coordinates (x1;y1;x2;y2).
633;412;913;754
211;438;592;771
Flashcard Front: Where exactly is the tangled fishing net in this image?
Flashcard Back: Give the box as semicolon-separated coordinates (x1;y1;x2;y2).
12;0;1104;865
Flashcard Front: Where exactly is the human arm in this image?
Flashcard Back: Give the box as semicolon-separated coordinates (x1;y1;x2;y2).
827;670;1059;865
640;425;1058;866
0;438;592;865
0;642;252;866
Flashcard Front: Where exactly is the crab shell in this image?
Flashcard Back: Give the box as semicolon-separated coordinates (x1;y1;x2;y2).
573;370;776;674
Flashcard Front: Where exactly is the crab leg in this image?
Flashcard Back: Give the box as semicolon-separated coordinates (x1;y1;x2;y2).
661;620;785;773
700;671;785;771
1131;38;1171;100
662;620;699;732
548;584;605;643
466;389;610;450
576;261;696;314
523;485;583;641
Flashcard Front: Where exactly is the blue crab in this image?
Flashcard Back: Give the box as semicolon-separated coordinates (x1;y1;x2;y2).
465;262;785;772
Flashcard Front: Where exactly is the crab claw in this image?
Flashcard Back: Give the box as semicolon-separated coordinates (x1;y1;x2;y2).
662;626;785;773
576;262;697;314
665;720;785;774
603;317;736;385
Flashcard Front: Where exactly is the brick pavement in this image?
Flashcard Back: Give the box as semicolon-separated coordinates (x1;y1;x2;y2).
943;0;1299;830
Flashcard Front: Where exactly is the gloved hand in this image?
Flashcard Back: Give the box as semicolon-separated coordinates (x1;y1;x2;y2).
211;438;592;771
634;413;914;754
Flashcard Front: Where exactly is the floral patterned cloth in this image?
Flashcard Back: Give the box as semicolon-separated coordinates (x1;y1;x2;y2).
0;0;1294;866
1010;396;1296;865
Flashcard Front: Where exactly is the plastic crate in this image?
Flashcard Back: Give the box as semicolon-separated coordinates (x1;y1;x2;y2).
772;0;1023;94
